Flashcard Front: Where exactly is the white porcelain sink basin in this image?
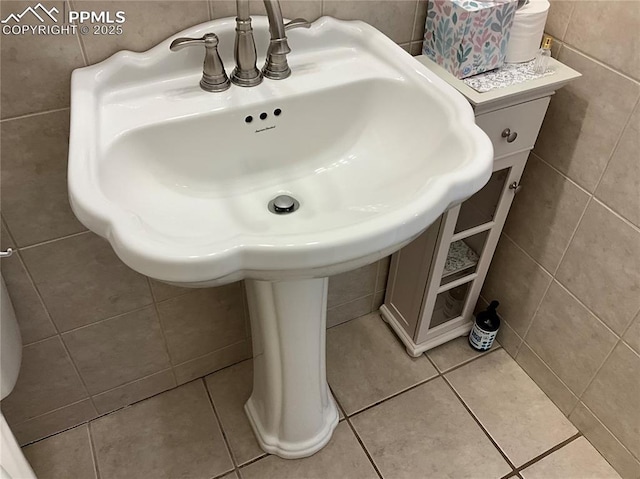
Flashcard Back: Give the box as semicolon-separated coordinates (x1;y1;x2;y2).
69;16;492;287
68;15;492;459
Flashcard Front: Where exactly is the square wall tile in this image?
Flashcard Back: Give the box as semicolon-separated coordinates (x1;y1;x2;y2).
63;306;172;395
0;1;85;118
482;235;552;337
515;344;578;416
582;342;640;459
1;110;86;246
240;422;378;479
205;360;263;466
11;399;97;446
534;47;639;192
351;377;511;479
504;154;590;273
544;0;575;41
1;252;56;344
524;281;617;396
521;437;621;479
446;349;577;467
596;103;640;228
157;284;246;365
91;381;233;479
23;425;97;479
327;313;437;415
557;200;640;335
327;295;373;328
323;0;418;44
328;262;377;308
565;1;640;81
570;402;640;479
1;337;88;424
77;1;211;64
21;232;153;332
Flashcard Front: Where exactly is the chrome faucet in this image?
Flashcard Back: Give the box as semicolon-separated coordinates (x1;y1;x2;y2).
170;0;310;92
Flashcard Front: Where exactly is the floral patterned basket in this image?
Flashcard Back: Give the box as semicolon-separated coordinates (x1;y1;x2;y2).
423;0;518;79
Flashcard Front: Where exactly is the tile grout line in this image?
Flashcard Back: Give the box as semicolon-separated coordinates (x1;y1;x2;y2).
235;453;268;471
16;398;94;447
440;374;518;474
591;197;640;233
146;277;180;385
557;1;575;43
370;260;383;312
331;385;384;479
34;302;154;340
513;432;582;475
201;378;242;473
496;233;555;343
90;368;174;404
347;343;504;419
10;250;102;416
442;360;590;475
170;338;251;375
571;400;640;465
18;229;90;251
409;0;420;44
572;336;624;416
21;376;212;447
68;0;89;67
501;227;630;346
344;416;384;479
0;107;71;124
86;422;102;479
560;44;640;87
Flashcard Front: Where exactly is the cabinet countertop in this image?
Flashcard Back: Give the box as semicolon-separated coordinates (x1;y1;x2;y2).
415;55;581;113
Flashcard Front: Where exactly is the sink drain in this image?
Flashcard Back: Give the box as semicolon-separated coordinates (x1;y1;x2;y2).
268;195;299;214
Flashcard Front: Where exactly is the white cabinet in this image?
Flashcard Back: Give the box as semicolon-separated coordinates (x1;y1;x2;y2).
380;56;580;357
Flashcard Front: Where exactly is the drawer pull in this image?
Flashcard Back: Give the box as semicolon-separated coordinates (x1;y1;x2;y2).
0;248;13;258
509;181;523;194
501;128;518;143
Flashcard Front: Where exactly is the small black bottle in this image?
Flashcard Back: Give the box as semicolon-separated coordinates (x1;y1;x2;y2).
469;301;500;351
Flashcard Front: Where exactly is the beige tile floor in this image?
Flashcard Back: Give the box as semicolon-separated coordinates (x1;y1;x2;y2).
22;312;621;479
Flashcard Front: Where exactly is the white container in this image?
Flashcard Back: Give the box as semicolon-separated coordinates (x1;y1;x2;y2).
505;0;550;63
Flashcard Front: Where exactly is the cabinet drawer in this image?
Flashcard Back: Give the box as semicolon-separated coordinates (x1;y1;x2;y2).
475;97;550;159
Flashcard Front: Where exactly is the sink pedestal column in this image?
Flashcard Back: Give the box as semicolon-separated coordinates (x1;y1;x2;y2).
244;277;339;459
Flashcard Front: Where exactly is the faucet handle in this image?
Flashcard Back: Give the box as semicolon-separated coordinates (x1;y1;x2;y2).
170;33;230;92
284;18;311;31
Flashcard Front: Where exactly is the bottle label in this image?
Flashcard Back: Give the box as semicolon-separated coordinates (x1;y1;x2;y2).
469;322;498;351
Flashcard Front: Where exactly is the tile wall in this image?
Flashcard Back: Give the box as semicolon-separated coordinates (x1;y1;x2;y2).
2;1;638;476
0;0;426;445
481;1;640;477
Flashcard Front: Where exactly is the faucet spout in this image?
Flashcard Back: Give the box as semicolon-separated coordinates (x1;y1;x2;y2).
233;0;310;85
262;0;292;79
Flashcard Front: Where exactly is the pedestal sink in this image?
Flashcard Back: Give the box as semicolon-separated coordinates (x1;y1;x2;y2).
68;16;492;458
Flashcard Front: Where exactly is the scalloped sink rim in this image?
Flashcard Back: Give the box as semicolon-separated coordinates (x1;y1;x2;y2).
68;16;493;286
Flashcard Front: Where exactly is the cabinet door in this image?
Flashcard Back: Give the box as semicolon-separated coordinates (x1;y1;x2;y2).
415;151;529;345
385;217;444;338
